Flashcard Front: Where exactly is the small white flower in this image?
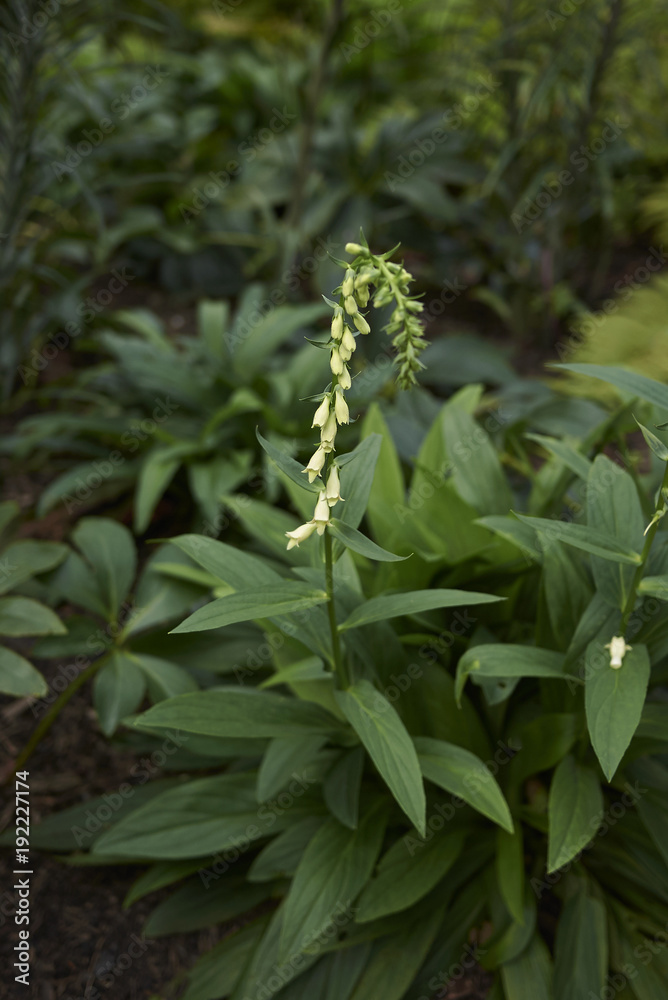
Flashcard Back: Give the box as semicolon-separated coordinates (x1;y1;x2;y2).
353;313;370;334
338;341;352;363
331;312;343;341
325;465;344;506
313;489;331;534
334;388;349;424
605;636;632;669
330;347;344;375
303;446;327;482
344;295;358;316
312;395;330;428
339;365;351;390
320;412;338;451
342;269;355;298
285;520;317;549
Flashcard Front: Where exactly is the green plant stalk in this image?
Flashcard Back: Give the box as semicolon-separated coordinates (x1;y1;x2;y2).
8;653;109;781
619;461;668;636
323;475;347;690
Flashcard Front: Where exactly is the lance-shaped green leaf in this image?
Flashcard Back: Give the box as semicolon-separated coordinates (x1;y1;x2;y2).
0;597;66;637
525;432;592;481
415;737;513;833
634;417;668;462
638;575;668;600
337;434;382;530
585;641;650;781
548;755;603;872
171;583;328;633
256;429;321;494
500;933;553;1000
513;512;641;565
136;688;342;739
455;644;569;705
586;455;644;610
554;363;668;411
93;651;146;736
338;589;502;631
356;829;464;922
0;646;47;697
328;519;408;562
279;807;387;961
554;893;608;1000
335;680;426;835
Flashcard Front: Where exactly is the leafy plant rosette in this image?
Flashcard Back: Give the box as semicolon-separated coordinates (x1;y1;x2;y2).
16;274;668;998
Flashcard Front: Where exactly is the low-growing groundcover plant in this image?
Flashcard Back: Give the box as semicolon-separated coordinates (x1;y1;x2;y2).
16;259;668;1000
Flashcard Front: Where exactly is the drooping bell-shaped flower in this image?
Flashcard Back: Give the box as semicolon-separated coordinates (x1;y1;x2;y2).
353;313;370;335
331;311;343;341
320;412;337;452
339;365;351;390
605;635;632;669
341;327;356;356
342;269;355;298
285;520;317;549
312;395;330;428
325;465;344;507
313;490;331;534
334;387;349;424
330;347;344;376
344;295;358;316
303;445;327;482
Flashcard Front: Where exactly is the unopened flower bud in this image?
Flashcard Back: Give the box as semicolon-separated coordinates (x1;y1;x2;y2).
344;296;358;316
285;520;317;549
345;242;365;255
339;365;351;390
342;269;355;298
325;465;344;506
331;312;343;341
341;327;356;355
330;347;344;375
605;636;632;669
355;285;369;307
334;388;349;424
312;395;330;428
303;446;327;482
353;313;370;334
320;412;337;451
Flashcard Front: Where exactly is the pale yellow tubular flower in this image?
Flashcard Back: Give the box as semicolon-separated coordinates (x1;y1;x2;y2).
331;311;344;341
342;270;355;298
330;347;344;375
320;411;338;451
341;327;356;355
339;365;351;390
303;445;327;482
344;295;358;316
325;465;344;507
345;242;364;255
338;341;352;363
353;313;370;335
312;395;330;428
285;520;317;549
313;489;331;534
334;387;349;424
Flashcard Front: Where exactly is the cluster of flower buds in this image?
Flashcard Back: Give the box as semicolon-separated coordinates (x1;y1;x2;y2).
285;236;425;548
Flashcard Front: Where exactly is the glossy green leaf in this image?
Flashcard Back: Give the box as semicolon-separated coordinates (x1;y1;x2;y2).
256;429;321;494
348;908;444;1000
71;517;137;619
136;654;198;702
356;829;464;922
171;583;328;633
585;641;650;780
554;363;668;411
136;688;341;738
497;826;525;925
456;644;568;705
415;737;513;833
169;533;281;589
248;817;326;883
323;748;365;829
0;597;66;637
638;575;668;600
514;512;641;565
335;680;426;835
328;519;407;562
279;808;387;961
500;932;553;1000
337;434;382;531
634;417;668;462
339;588;501;631
0;645;47;697
586;456;644;610
548;755;603;872
0;540;68;595
554;893;607;1000
441;405;513;515
361;403;405;543
134;447;183;534
257;735;326;802
93;651;146;735
525;432;592;481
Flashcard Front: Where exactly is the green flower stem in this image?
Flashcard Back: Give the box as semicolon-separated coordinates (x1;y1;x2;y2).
620;461;668;636
8;653;109;781
324;504;347;689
